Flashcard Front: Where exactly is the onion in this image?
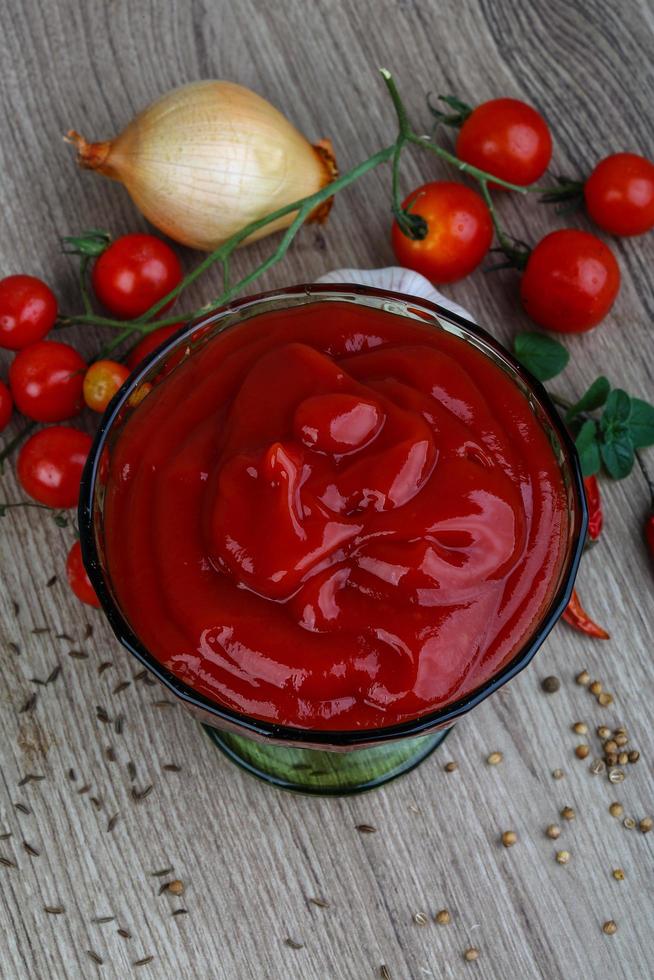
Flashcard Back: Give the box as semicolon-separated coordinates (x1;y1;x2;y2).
66;81;337;252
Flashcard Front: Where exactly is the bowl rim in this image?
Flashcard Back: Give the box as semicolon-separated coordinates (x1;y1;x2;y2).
79;282;588;747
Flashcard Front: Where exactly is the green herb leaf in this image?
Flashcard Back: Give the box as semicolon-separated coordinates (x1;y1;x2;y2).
513;333;570;382
601;388;631;429
575;419;601;476
393;207;428;241
600;432;635;479
565;376;610;421
627;397;654;448
53;514;69;528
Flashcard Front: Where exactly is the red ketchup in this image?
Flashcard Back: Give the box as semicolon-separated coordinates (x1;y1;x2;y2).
105;302;569;730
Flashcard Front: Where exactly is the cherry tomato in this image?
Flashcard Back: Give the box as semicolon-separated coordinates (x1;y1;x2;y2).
456;98;552;188
391;181;493;283
92;234;182;319
0;380;13;432
584;153;654;237
83;359;130;413
126;324;181;371
9;341;86;422
66;540;100;608
520;230;620;333
0;275;57;350
17;426;92;508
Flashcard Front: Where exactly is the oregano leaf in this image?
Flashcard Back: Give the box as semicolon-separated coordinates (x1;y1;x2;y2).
601;388;631;429
565;376;610;421
513;333;569;382
627;397;654;448
600;432;635;479
575;419;601;477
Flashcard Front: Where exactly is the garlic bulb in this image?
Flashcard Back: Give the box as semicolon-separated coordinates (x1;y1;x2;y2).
67;81;337;252
315;267;475;322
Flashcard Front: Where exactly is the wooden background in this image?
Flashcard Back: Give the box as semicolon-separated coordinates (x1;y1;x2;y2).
0;1;652;977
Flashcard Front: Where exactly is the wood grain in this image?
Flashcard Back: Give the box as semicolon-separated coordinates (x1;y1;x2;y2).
0;1;652;978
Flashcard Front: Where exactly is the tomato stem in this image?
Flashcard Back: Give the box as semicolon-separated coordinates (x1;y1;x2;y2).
0;420;37;471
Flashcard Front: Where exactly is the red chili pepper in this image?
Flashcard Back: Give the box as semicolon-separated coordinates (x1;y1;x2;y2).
583;475;603;541
562;588;609;639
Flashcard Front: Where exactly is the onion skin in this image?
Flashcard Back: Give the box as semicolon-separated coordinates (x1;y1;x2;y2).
67;81;337;252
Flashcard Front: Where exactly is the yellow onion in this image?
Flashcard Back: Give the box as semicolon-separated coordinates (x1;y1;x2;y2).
67;81;337;251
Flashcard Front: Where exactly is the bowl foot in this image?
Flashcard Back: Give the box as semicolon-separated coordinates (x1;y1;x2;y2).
202;725;451;795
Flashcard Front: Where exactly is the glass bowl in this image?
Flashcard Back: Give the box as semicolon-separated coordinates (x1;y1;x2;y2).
79;284;587;795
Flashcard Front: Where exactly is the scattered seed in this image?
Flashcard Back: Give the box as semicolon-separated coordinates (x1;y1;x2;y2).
117;928;131;939
172;909;188;916
11;600;20;616
546;824;561;840
602;920;617;935
589;681;602;696
435;909;451;925
618;752;629;766
86;950;104;965
68;769;77;782
623;817;636;830
355;824;377;834
131;785;153;802
151;867;174;878
162;764;181;773
309;897;330;908
284;938;304;949
92;916;116;924
541;676;560;693
113;681;131;695
96;706;111;724
552;769;565;780
84;623;94;640
157;882;172;896
0;833;11;841
31;627;50;635
614;733;628;747
463;947;480;962
606;752;618;766
167;880;184;896
127;762;137;782
18;773;45;787
380;967;391;980
68;649;89;660
15;803;31;815
604;739;618;754
106;814;119;833
609;802;624;818
46;665;61;684
114;715;124;735
501;830;517;848
598;693;613;707
133;956;154;967
90;797;103;810
628;750;640;763
612;869;625;880
30;677;48;686
6;641;20;656
556;850;571;865
561;807;575;822
142;676;156;687
589;759;606;775
572;722;588;735
132;670;148;682
487;752;503;766
614;726;627;736
98;663;113;675
575;669;590;686
46;575;57;588
597;726;611;739
105;747;117;763
153;700;176;709
575;745;590;759
22;841;40;856
77;784;91;795
413;911;428;925
639;817;653;834
44;905;65;914
608;769;625;784
19;693;37;714
444;761;458;773
0;856;16;868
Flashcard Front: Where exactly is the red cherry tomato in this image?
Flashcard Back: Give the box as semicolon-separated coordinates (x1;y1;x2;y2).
584;153;654;237
0;275;57;350
391;181;493;283
17;426;92;508
0;380;13;432
520;230;620;334
83;360;130;413
66;540;100;608
92;234;182;320
126;324;181;371
456;98;552;188
9;341;86;422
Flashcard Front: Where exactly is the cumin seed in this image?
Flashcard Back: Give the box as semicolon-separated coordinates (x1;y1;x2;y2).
96;706;111;723
30;677;47;686
22;841;40;856
131;784;153;802
113;682;131;695
90;797;103;810
78;784;91;795
117;928;131;939
162;764;181;773
92;915;116;924
152;700;175;709
284;937;304;949
133;956;154;967
86;950;104;965
44;905;65;914
106;814;119;833
98;662;113;675
114;715;124;735
127;762;137;781
83;623;94;639
151;867;174;877
6;641;20;656
31;627;50;635
19;693;37;714
105;746;117;763
309;897;330;908
15;803;31;815
46;575;57;588
18;773;44;786
68;649;88;660
158;881;172;895
11;599;20;616
355;824;377;834
46;665;61;684
0;833;11;841
132;669;147;682
0;856;16;867
68;769;77;782
172;909;188;916
380;967;392;980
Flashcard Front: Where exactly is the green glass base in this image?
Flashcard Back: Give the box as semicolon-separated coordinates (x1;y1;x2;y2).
202;725;451;795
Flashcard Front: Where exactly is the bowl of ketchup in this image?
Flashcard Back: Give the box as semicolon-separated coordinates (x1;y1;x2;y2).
79;284;587;794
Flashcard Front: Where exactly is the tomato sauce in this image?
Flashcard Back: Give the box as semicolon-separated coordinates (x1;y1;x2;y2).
104;302;569;730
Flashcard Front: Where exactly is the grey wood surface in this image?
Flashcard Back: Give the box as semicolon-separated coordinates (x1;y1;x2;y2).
0;1;653;978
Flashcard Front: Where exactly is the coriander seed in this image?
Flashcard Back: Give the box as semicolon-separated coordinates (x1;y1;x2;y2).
589;759;606;775
561;806;575;821
435;909;451;925
501;830;517;847
618;752;628;766
623;817;636;830
608;768;625;784
576;670;590;686
604;739;618;754
606;752;618;767
575;745;590;759
597;726;610;739
444;761;458;773
487;752;503;766
628;750;640;763
609;802;623;818
614;733;628;747
552;769;565;780
572;722;588;735
556;850;571;865
463;947;479;962
167;880;184;896
602;920;617;935
612;869;625;880
639;817;653;834
546;824;561;839
414;911;428;925
598;693;613;706
541;676;560;693
589;680;602;695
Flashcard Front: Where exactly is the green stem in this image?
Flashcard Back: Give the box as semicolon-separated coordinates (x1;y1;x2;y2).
79;256;93;316
0;420;37;470
406;133;530;194
477;180;514;254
